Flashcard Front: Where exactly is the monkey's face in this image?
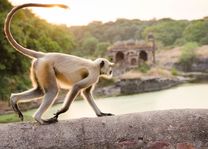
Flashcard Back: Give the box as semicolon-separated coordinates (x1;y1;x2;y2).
97;58;114;79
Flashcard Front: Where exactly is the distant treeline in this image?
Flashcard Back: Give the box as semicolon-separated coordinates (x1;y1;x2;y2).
71;17;208;57
0;0;208;100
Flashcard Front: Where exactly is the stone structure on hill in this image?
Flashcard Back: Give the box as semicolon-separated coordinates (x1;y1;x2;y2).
107;33;156;69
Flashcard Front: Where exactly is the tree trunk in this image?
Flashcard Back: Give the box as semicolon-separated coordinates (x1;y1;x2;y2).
0;109;208;149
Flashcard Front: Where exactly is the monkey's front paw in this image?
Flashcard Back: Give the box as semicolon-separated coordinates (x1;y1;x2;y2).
43;116;58;124
97;112;114;117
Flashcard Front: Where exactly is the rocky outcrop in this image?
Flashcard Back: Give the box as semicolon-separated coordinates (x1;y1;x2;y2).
95;85;121;97
157;45;208;73
181;72;208;82
191;58;208;72
119;77;185;95
95;76;187;96
175;58;208;73
0;109;208;149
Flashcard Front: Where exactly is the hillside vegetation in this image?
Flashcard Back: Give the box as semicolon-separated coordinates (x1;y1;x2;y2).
70;18;208;57
0;0;208;100
0;0;75;100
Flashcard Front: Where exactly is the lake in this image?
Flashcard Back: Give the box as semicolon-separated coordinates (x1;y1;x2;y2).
27;83;208;120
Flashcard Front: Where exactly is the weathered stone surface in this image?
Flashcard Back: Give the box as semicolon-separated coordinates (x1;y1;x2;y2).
96;76;187;97
119;77;184;95
0;109;208;149
175;58;208;73
146;141;174;149
176;143;195;149
181;72;208;82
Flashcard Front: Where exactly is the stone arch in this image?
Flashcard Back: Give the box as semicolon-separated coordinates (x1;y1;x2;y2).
139;51;148;61
131;58;137;65
115;51;125;62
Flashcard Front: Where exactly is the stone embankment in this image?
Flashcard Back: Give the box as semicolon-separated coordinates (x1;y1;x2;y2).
95;76;188;96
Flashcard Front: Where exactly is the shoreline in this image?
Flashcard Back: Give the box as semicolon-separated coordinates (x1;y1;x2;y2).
1;72;208;116
95;72;208;97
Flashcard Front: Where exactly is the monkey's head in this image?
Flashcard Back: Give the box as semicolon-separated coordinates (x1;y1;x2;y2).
95;58;114;79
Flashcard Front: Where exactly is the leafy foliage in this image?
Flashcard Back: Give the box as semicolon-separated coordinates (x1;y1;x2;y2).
70;17;208;55
171;68;179;76
143;19;188;46
137;63;150;73
179;42;198;71
0;0;75;100
183;19;208;45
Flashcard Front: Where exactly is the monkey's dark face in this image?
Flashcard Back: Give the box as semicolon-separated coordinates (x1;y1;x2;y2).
97;58;114;79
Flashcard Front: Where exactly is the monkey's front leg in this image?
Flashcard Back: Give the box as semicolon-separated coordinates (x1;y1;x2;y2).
44;85;80;124
82;86;114;117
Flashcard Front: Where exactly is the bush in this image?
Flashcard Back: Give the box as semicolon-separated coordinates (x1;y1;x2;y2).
179;42;198;71
138;63;150;73
171;68;179;76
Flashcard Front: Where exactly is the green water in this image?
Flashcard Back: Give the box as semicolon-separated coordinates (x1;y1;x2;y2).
1;83;205;123
34;83;208;120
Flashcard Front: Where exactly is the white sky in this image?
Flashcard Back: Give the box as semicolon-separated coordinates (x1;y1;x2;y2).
9;0;208;26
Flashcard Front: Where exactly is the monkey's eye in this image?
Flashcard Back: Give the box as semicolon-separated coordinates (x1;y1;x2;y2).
100;60;105;68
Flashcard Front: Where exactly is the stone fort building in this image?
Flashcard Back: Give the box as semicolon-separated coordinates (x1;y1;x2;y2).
107;34;156;69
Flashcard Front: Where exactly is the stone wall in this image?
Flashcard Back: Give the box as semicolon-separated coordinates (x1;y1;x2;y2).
0;109;208;149
174;58;208;73
95;77;186;96
119;77;184;95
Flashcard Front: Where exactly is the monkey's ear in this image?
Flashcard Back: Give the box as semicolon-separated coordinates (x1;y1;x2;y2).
100;60;105;68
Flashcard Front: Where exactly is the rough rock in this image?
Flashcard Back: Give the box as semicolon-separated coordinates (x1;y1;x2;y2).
95;76;187;96
0;109;208;149
119;77;185;95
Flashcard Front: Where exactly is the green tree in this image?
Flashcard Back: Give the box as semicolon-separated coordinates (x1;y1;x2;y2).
183;20;208;45
82;36;98;56
179;42;198;71
95;42;110;57
143;19;188;46
0;0;75;100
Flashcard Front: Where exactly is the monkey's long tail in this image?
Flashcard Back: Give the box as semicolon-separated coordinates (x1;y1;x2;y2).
4;3;68;59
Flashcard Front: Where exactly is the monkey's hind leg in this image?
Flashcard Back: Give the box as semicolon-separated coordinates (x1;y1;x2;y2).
10;86;44;121
33;87;58;125
10;94;23;121
33;61;59;124
10;63;44;121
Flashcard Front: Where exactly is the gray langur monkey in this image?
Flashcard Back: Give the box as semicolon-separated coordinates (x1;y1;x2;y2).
4;3;114;124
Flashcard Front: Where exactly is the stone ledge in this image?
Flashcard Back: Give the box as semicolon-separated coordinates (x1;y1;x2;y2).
0;109;208;149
